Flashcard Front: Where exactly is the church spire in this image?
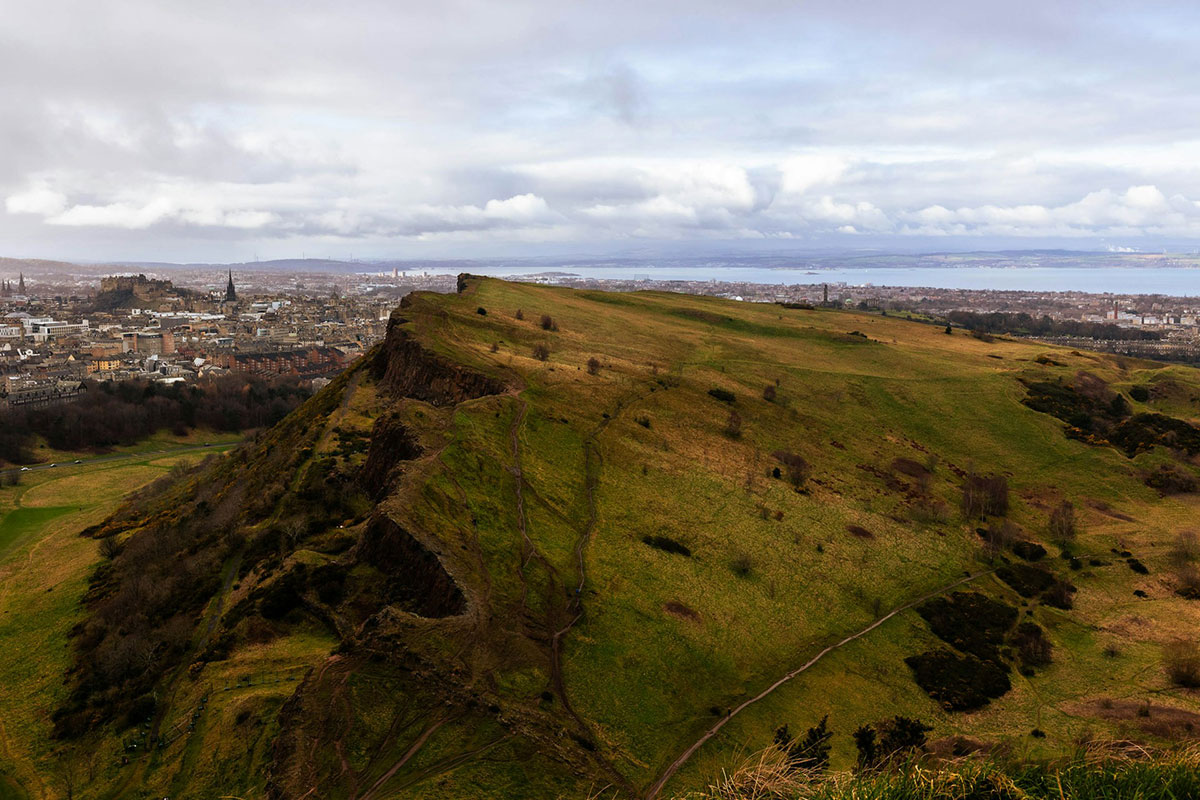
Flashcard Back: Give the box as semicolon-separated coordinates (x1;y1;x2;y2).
225;269;237;302
18;273;25;294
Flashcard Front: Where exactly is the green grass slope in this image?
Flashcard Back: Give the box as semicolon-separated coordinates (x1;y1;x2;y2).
15;277;1200;799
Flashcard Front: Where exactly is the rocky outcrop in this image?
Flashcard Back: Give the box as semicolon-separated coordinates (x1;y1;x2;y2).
374;318;505;406
357;516;465;618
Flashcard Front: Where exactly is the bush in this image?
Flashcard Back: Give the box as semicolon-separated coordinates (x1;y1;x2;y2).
906;649;1011;711
1164;640;1200;688
514;308;524;320
540;314;557;331
707;388;736;404
1130;385;1150;402
1012;540;1047;561
731;553;753;577
773;451;811;491
532;344;550;362
916;592;1017;663
762;384;777;402
1175;565;1200;599
1145;464;1199;495
476;307;487;315
586;357;601;375
962;473;1008;518
996;563;1056;598
642;535;691;557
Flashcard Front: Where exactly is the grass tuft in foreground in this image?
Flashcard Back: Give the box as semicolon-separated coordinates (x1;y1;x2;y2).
683;744;1200;800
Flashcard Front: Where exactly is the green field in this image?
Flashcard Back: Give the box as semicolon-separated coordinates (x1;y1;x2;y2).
6;279;1200;799
0;441;242;799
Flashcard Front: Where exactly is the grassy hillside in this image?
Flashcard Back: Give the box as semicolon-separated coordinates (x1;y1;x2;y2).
7;277;1200;799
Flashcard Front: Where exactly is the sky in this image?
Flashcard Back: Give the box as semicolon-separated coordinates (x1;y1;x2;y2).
4;0;1200;262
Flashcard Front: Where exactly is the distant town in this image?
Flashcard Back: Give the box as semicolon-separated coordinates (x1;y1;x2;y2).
6;255;1200;411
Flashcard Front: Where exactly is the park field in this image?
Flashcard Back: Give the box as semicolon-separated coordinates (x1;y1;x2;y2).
0;440;242;799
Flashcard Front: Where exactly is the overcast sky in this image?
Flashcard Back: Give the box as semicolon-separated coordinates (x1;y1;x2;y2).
4;0;1200;261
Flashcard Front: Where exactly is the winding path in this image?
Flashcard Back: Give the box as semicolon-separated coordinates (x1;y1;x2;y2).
643;568;997;799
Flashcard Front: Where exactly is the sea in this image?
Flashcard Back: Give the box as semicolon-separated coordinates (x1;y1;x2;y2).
450;264;1200;297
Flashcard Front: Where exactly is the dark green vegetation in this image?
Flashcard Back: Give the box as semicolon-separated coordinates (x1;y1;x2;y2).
944;310;1163;341
0;374;310;464
4;277;1200;799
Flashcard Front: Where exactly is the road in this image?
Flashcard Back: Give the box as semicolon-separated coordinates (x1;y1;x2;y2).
0;441;238;481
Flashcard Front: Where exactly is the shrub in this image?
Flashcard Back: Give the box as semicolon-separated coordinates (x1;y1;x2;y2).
731;553;753;577
906;649;1011;711
962;473;1008;518
1127;557;1150;575
876;716;933;759
1130;385;1150;402
1049;500;1076;542
489;342;499;353
1146;464;1199;495
773;451;811;491
642;535;691;557
586;357;601;375
532;344;550;361
916;592;1018;663
1175;565;1200;599
540;314;557;331
708;388;736;403
1164;640;1200;688
996;563;1056;597
724;410;743;439
476;307;487;315
1170;531;1200;567
634;415;651;429
762;384;777;402
1042;578;1077;610
514;308;524;320
1012;540;1047;561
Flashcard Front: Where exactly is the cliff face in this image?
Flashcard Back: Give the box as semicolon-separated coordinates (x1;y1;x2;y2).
375;314;507;405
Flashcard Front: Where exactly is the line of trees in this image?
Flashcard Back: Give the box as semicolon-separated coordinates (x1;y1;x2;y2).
0;375;312;464
944;311;1162;341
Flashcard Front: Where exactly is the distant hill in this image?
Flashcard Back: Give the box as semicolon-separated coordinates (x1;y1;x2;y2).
10;277;1200;798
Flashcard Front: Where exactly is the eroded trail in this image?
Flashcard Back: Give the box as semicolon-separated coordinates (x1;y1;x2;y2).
643;568;997;799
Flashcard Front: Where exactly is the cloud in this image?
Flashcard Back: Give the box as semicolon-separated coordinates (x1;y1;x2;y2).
5;1;1200;257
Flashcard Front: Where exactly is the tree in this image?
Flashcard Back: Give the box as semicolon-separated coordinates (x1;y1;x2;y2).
586;357;601;375
762;384;777;402
775;716;832;772
1049;500;1076;542
514;309;524;320
944;324;953;335
540;314;557;331
724;410;743;439
962;473;1008;518
532;344;550;361
852;725;877;767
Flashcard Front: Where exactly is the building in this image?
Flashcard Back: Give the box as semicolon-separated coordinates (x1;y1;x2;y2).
121;330;176;355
